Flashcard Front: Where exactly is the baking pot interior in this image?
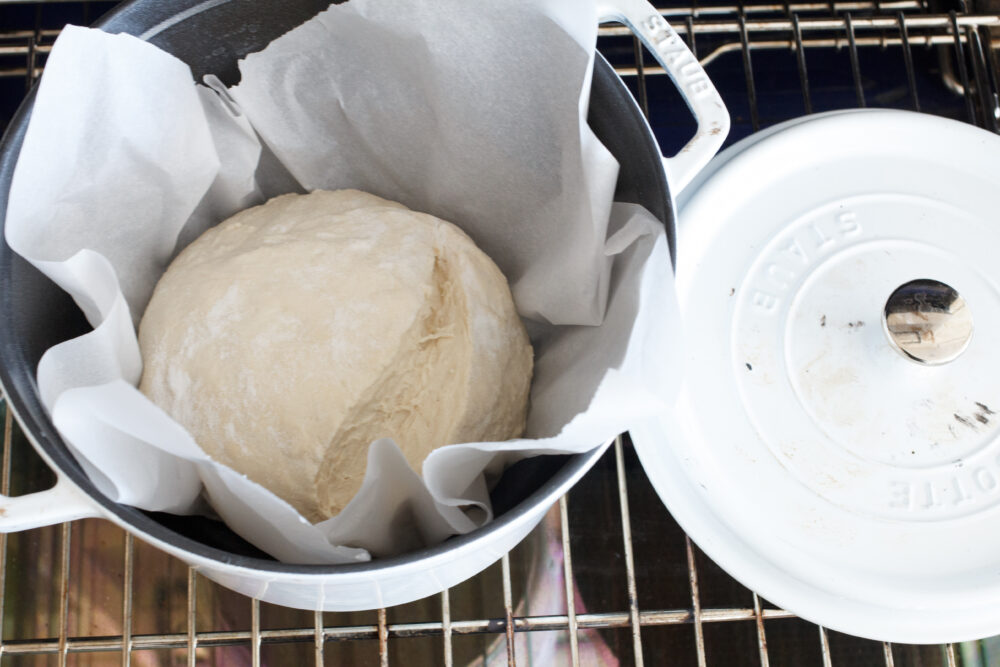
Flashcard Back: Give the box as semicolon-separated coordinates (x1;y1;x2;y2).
0;0;672;570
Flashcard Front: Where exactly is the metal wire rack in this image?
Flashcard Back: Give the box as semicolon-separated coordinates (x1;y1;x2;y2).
1;0;1000;665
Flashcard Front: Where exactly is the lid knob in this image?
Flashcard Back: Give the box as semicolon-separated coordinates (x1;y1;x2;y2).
883;279;972;365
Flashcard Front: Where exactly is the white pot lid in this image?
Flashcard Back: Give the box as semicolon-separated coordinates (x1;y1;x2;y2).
630;109;1000;643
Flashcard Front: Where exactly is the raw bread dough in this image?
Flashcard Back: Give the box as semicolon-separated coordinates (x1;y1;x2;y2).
138;189;533;522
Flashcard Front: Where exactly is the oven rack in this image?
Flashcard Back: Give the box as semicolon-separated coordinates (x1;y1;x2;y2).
1;2;999;665
2;10;999;89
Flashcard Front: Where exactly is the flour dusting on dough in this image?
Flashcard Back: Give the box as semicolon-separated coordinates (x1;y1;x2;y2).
138;190;533;521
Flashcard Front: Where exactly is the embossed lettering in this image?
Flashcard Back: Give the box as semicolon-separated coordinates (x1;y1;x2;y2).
890;465;1000;516
811;222;834;249
643;14;668;34
689;79;712;95
752;291;780;313
679;62;702;78
745;207;868;323
664;46;691;67
974;467;998;493
920;481;941;508
782;239;809;264
951;476;973;505
641;15;713;100
766;264;796;290
888;481;911;509
836;211;861;235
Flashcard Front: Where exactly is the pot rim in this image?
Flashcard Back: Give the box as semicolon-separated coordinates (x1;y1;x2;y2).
0;0;670;576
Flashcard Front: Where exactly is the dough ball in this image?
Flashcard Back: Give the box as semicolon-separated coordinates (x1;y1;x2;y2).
138;189;533;522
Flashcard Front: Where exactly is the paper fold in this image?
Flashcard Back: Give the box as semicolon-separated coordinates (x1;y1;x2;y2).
4;0;681;563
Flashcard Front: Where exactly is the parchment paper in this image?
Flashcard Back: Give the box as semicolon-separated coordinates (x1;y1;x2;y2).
4;0;682;563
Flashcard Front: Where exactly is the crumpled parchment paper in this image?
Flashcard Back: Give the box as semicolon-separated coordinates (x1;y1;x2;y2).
3;0;681;563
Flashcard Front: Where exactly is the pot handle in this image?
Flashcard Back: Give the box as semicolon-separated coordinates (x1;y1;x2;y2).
0;475;101;532
597;0;730;193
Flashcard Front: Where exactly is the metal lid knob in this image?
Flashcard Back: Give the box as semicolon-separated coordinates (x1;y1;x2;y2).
883;279;973;365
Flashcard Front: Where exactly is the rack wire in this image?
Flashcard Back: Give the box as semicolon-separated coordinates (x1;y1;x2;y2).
1;1;999;665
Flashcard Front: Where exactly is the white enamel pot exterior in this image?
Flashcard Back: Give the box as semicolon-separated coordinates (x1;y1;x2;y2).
0;0;728;611
630;109;1000;643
